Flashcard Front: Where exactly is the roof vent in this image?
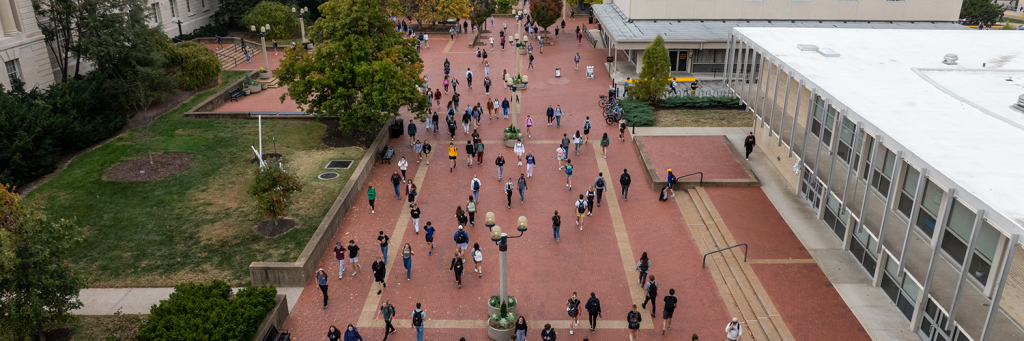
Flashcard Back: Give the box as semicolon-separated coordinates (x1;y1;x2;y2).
797;44;819;51
1014;94;1024;112
943;54;958;65
817;48;840;58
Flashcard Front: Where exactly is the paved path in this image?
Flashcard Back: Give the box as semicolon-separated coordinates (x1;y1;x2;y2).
72;287;305;315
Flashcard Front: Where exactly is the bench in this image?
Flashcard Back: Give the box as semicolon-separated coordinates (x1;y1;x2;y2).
229;88;245;101
262;325;290;341
379;145;395;164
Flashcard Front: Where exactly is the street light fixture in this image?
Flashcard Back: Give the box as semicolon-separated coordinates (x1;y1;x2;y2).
250;24;272;79
488;213;527;306
172;18;184;40
292;7;309;47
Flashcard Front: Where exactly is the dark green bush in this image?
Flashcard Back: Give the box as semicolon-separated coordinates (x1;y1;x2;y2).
658;95;743;109
137;280;278;341
163;41;223;91
0;72;127;187
177;23;230;41
620;98;655;127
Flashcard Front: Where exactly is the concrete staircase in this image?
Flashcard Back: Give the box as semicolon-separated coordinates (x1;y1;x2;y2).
258;77;281;89
677;187;794;341
214;42;261;70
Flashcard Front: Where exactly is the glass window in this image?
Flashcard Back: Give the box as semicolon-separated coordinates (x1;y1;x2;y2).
4;60;18;82
975;221;1001;260
946;200;976;240
152;3;161;23
185;0;191;13
861;134;874;180
811;96;835;147
836;117;856;164
885;256;900;279
170;0;178;18
921;181;944;215
898;164;920;217
901;276;920;303
871;148;896;197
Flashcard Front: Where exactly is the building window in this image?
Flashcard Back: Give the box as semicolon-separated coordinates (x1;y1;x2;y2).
940;200;976;265
836;117;856;164
185;0;191;13
170;0;178;18
897;164;920;218
811;96;836;147
969;221;1001;286
152;3;161;23
860;133;875;180
850;223;879;276
870;147;896;197
5;59;20;82
915;180;944;238
201;0;206;9
822;193;849;240
881;256;920;321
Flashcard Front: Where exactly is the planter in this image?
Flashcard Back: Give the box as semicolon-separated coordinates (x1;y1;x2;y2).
488;325;515;341
259;71;270;79
249;84;262;93
504;139;518;148
514;83;527;90
245;89;251;96
487;303;518;317
261;83;268;90
518;48;527;55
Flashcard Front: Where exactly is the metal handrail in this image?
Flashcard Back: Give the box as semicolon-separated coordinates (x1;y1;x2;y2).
702;243;748;268
678;171;703;188
581;24;597;48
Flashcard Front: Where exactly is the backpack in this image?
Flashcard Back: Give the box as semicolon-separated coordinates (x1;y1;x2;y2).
628;312;640;328
473;249;483;262
566;165;573;175
482;51;488;58
457;231;468;243
639;259;649;272
647;281;658;297
412;310;423;326
577;200;586;213
596;178;605;188
553;215;560;226
473;180;480;190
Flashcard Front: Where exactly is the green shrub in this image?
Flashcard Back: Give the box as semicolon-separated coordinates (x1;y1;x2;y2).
496;0;516;13
137;281;278;341
242;1;301;40
163;41;223;91
177;23;230;41
658;95;743;109
620;98;655;127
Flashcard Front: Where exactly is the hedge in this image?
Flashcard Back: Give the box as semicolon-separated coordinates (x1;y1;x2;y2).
620;98;655;127
136;281;277;341
657;95;743;109
176;23;229;41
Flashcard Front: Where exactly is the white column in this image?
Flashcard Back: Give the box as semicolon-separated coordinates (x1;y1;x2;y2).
0;0;20;35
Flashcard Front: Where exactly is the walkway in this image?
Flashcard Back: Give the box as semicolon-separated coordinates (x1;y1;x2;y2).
73;287;305;315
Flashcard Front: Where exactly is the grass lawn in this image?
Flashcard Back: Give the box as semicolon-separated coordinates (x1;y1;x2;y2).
654;108;751;127
26;70;365;287
69;315;145;341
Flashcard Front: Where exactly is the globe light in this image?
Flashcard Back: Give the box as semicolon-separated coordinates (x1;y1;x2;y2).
491;225;502;242
517;216;527;232
250;25;256;32
485;212;496;228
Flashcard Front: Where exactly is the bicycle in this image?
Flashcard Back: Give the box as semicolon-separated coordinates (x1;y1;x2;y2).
604;105;623;125
598;95;618;110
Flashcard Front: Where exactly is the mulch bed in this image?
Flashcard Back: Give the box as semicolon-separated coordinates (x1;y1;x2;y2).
253;217;299;238
43;327;72;341
320;118;377;148
103;152;194;182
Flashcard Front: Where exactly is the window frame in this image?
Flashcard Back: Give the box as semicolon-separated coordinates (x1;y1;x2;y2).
836;116;856;165
870;147;896;197
914;180;945;238
897;162;920;218
5;59;20;82
169;0;178;18
151;3;161;24
811;96;836;148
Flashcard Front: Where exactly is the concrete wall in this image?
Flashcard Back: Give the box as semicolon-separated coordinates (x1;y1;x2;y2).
609;0;961;21
252;294;289;341
152;0;221;38
0;0;56;90
249;117;393;287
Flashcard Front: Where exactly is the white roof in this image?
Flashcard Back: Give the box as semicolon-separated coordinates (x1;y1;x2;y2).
732;28;1024;232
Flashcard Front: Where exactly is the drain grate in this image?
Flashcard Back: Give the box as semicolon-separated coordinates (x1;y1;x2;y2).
318;172;340;180
325;160;353;169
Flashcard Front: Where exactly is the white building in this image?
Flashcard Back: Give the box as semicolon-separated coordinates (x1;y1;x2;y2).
726;27;1024;341
0;0;220;90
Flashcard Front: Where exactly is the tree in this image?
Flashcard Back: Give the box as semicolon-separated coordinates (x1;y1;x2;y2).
137;281;277;341
470;0;495;30
276;0;430;132
0;183;87;341
496;0;515;13
247;160;303;223
161;41;223;91
530;0;560;32
214;0;261;24
631;34;671;104
436;0;473;20
565;0;602;12
242;1;302;40
960;0;1003;24
32;0;81;83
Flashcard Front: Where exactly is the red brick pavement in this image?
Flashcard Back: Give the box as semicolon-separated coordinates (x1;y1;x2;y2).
643;136;749;181
703;187;812;260
752;264;872;341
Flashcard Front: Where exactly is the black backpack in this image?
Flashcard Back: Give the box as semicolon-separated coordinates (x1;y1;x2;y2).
577;200;586;213
473;180;480;190
639;259;649;272
647;281;658;297
596;178;605;188
457;231;468;243
628;311;640;328
413;310;423;326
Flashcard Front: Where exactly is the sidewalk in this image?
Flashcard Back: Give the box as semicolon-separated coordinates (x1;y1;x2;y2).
73;287;305;315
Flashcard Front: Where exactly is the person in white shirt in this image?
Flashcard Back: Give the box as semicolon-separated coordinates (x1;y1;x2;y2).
725;318;743;341
398;157;409;182
423;34;429;48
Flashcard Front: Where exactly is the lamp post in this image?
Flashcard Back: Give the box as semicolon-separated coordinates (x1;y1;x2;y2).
250;24;271;78
172;18;184;40
488;213;527;305
292;7;308;47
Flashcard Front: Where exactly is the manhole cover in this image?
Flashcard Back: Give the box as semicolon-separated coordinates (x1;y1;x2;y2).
325;160;353;169
318;172;340;180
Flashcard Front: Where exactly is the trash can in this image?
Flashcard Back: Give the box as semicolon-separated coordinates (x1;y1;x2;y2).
390;119;404;138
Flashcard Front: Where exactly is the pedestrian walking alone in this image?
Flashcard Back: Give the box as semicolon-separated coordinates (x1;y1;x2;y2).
448;143;458;171
565;160;574;190
575;194;587;229
451;251;465;288
627;305;642;341
515;316;529;341
594;173;606;207
412;303;426;341
407;182;417;207
472;175;482;201
391;170;402;198
424;222;435;255
642;275;658;317
583;117;591;142
620;169;631;201
573;131;582;155
619;117;628;141
381;302;396;339
585;292;602;332
525;115;534;137
744;132;756;160
398;157;409;182
472;243;483;277
600;133;610;158
663;289;678;335
525;153;535;177
317;269;329;308
454;225;469;251
585;187;595;216
555;105;564;127
456;206;468;227
372;255;386;295
401;243;414;280
411;203;422;233
467;196;477;226
334;241;346;279
726;318;743;341
552;211;561;242
348;240;362;275
367;186;376;213
517;174;528;204
465;140;475;166
556;146;566;170
666;169;677;198
514;139;525;165
496;154;506;180
636;252;651;286
505;178;515;208
423;140;433;164
541;324;556;341
328;325;341;341
345;324;363;341
378;231;391;263
567;292;581;334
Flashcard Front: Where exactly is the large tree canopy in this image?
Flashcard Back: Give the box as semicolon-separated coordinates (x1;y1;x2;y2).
529;0;561;31
276;0;429;132
960;0;1003;24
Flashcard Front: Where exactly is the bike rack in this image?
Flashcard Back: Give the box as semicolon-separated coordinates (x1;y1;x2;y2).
702;243;748;268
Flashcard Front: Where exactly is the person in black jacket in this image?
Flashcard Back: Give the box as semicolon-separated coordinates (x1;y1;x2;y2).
328;325;342;341
744;132;756;160
391;171;402;198
627;305;642;341
585;292;602;332
450;252;464;288
620;169;631;201
541;323;556;341
372;256;387;295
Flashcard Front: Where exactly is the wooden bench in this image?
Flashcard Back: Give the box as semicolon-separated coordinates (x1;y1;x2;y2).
379;145;395;164
262;325;290;341
229;88;245;101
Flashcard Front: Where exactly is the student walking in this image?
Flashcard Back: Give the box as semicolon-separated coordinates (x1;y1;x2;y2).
472;243;483;277
424;221;435;255
423;140;432;164
552;211;561;242
451;251;465;288
465;140;475;166
502;98;510;118
476;140;485;165
561;134;570;154
398;157;409;182
328;325;341;341
541;324;556;341
574;53;581;70
663;289;678;334
574;194;587;229
525;115;534;137
471;175;482;201
585;187;596;216
448;143;458;171
414;140;423;162
583;117;592;142
372;255;387;295
348;240;362;275
467;196;477;226
412;303;426;341
554;105;564;127
627;305;642;341
567;292;581;334
378;231;391;264
513;139;525;165
334;242;347;279
391;171;402;198
620;169;631;201
495;154;506;180
565;160;574;190
525;153;535;177
517;174;528;204
725;318;743;341
345;324;363;341
666;169;677;198
401;243;414;280
556;146;566;170
600;133;610;158
381;302;396;339
317;269;329;308
585;292;602;332
456;206;468;227
546;105;555;125
434;89;442;108
642;275;658;317
594;173;606;206
407;182;417;207
636;252;651;286
744;132;756;160
408;121;417;146
411;203;422;232
515;316;529;341
573;131;582;155
367;186;376;213
505;178;515;208
454;225;469;251
619;117;628;141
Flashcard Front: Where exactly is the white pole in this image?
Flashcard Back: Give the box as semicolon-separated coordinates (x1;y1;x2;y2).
258;115;263;160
